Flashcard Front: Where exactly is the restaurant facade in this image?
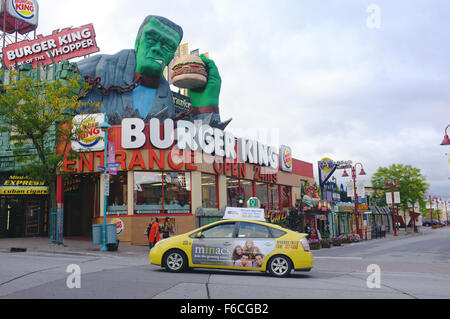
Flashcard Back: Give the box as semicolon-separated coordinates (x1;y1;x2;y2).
59;117;314;245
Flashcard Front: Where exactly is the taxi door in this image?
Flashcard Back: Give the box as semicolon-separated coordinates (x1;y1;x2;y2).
233;221;276;270
190;221;239;269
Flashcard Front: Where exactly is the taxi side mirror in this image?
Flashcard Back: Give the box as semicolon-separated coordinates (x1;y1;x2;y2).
196;232;203;238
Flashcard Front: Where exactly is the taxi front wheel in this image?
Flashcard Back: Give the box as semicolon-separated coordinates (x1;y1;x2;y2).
163;249;188;273
267;255;292;277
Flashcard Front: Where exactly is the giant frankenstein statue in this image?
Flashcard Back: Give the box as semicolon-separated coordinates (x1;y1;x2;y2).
78;15;230;129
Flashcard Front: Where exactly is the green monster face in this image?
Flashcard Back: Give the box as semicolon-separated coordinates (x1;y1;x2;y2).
135;17;181;78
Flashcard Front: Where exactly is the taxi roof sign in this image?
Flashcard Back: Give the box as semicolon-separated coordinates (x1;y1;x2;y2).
223;207;266;222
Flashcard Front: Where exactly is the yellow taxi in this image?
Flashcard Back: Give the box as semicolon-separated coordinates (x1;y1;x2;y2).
149;212;312;277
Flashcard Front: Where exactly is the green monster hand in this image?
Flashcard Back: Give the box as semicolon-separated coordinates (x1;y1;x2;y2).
188;54;221;107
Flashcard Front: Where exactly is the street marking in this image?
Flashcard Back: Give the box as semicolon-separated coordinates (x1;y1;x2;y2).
314;256;363;260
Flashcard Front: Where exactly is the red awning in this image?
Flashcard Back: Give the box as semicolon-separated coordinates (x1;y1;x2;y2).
409;211;420;217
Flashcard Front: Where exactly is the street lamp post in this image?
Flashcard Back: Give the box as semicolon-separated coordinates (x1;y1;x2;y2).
343;162;366;238
98;117;112;252
438;197;449;227
383;180;400;237
427;196;436;230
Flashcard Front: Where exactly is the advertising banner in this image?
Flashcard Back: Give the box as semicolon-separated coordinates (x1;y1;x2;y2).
3;23;100;69
356;180;365;197
192;239;275;268
346;181;354;197
386;192;401;204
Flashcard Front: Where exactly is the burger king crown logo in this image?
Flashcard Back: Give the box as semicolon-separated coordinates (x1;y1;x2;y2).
77;118;101;148
283;148;292;169
12;0;35;19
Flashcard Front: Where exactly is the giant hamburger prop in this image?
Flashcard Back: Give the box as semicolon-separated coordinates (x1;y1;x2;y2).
171;55;208;89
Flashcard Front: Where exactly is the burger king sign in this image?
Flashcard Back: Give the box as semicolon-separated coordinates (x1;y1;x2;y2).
12;0;36;19
279;145;292;172
72;113;105;152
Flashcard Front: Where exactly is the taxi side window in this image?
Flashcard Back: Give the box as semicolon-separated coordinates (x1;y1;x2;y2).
238;222;270;238
196;222;236;238
269;228;287;238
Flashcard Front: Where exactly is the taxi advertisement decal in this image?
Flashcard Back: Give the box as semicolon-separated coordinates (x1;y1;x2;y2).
192;239;275;268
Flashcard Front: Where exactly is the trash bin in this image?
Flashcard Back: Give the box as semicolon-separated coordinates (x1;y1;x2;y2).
92;224;118;250
92;224;103;245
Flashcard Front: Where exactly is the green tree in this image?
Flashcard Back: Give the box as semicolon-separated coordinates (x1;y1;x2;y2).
371;164;429;220
0;66;96;213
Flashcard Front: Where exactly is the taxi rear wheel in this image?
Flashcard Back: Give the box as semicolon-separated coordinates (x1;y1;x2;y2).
267;255;292;277
163;249;188;273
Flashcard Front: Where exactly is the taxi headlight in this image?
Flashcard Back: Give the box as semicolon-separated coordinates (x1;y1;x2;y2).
299;237;310;252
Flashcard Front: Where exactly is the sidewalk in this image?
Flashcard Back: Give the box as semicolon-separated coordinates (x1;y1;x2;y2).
0;236;150;257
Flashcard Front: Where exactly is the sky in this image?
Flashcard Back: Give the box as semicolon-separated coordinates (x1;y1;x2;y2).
29;0;450;199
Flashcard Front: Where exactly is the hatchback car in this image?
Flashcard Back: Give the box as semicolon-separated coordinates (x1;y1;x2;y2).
149;219;312;277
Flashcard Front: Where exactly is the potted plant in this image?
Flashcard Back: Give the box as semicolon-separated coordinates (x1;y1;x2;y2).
332;236;343;246
308;238;321;250
321;238;332;248
341;234;352;244
352;234;361;243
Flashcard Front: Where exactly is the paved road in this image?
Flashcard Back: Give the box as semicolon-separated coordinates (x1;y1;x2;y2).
0;227;449;299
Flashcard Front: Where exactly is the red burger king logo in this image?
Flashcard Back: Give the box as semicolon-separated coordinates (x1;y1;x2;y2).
12;0;35;19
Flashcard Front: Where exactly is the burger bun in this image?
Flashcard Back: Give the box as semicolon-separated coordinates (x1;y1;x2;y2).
171;55;208;89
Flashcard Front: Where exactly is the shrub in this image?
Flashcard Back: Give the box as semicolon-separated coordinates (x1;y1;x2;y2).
352;234;361;242
321;238;332;248
332;236;343;246
308;238;321;250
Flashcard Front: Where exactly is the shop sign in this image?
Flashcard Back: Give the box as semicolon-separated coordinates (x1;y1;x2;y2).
213;158;246;179
121;118;285;171
64;148;199;173
111;218;124;235
72;113;105;152
247;197;261;209
265;210;287;224
279;145;292;172
338;204;369;212
0;0;39;26
0;175;48;195
3;23;99;69
11;0;37;20
318;157;335;172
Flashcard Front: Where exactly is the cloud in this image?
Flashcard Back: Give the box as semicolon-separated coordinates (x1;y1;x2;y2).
29;0;450;198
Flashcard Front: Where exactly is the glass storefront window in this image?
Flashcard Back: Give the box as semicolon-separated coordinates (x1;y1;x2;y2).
202;174;218;208
255;182;268;210
134;172;163;213
163;172;191;214
227;178;253;207
281;186;292;209
134;171;191;214
268;184;279;210
107;172;127;214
